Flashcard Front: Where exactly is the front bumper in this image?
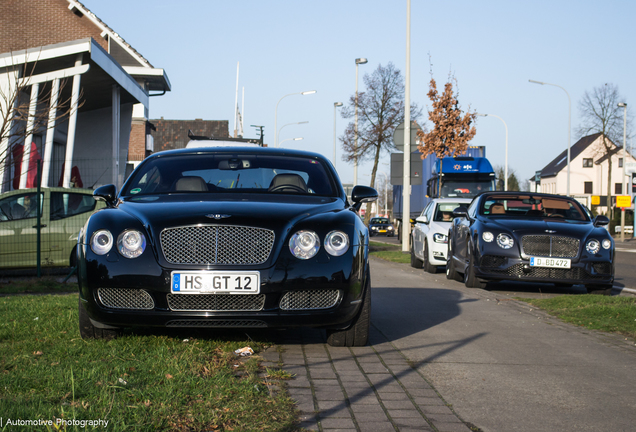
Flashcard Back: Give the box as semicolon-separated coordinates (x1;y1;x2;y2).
474;254;614;285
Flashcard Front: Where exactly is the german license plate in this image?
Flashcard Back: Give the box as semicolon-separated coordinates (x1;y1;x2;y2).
529;257;571;269
171;271;260;294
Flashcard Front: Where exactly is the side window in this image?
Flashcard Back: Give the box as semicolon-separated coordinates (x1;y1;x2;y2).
421;202;431;217
0;193;42;221
425;202;435;221
50;192;96;220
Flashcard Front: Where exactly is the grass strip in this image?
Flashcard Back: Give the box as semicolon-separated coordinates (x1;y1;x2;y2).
369;241;410;264
0;276;77;295
518;295;636;341
0;294;299;431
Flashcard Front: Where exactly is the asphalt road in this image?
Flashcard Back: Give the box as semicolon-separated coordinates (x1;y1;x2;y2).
369;256;636;432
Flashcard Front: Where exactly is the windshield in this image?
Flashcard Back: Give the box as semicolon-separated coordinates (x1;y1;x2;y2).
122;154;337;197
370;218;390;224
440;179;495;198
434;202;466;222
480;195;589;221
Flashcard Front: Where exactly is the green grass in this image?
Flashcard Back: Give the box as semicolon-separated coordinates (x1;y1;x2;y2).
0;276;77;295
0;294;299;431
369;241;410;264
518;295;636;340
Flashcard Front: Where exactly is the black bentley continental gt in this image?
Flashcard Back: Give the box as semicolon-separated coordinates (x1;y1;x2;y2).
446;192;614;293
77;147;378;346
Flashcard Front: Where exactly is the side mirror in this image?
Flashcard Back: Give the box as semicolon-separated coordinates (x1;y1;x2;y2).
93;184;118;207
351;185;378;212
453;206;469;218
593;215;610;227
415;215;429;224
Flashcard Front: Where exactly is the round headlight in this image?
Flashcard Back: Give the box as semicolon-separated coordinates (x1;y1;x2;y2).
482;231;494;242
433;233;448;244
602;239;612;250
91;230;113;255
325;231;349;256
586;239;600;254
117;230;146;259
496;233;514;249
289;230;320;259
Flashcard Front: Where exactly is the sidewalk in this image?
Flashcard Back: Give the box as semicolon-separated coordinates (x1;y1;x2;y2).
262;327;475;432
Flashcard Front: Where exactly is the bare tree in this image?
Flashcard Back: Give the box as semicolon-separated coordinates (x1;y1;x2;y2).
577;83;631;218
1;54;79;190
417;75;476;196
340;62;422;224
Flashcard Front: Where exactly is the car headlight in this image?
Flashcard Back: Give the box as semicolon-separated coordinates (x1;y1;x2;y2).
602;239;612;250
497;233;514;249
433;233;447;244
482;231;494;242
289;230;320;259
586;239;600;254
387;226;393;230
324;231;349;256
91;230;113;255
117;230;146;259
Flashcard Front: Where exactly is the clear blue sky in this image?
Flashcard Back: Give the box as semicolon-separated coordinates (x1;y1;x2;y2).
82;0;636;187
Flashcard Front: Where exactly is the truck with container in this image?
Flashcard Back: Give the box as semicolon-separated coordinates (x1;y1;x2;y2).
392;146;498;237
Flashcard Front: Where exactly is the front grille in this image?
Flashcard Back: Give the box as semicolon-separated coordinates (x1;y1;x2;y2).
481;255;508;267
280;290;340;310
167;294;265;311
488;264;605;280
97;288;154;310
166;320;267;328
160;225;275;265
522;235;579;258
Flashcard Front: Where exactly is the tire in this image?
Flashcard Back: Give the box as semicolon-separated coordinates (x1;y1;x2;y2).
78;298;119;340
410;239;423;269
327;276;371;347
423;240;437;274
69;245;78;268
464;245;487;289
446;239;463;282
586;284;613;295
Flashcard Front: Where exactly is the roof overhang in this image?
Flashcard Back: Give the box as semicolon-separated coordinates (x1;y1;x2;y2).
0;38;149;111
123;66;171;93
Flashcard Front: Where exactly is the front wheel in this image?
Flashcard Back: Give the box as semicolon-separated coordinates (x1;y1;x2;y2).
410;238;423;269
78;299;119;340
464;245;487;289
423;241;437;274
327;277;371;347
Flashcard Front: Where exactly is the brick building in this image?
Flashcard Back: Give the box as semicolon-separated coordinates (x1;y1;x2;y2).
0;0;170;191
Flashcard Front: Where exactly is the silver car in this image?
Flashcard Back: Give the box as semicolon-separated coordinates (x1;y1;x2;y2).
410;198;472;273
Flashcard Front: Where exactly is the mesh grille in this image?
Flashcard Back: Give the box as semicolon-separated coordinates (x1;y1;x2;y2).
481;255;508;267
97;288;154;310
166;320;267;328
167;294;265;311
488;264;605;280
522;235;579;258
160;225;274;265
280;290;340;310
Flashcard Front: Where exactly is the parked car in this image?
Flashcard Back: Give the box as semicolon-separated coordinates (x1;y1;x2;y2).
446;191;614;293
0;187;104;269
77;146;378;346
411;198;471;273
369;217;395;237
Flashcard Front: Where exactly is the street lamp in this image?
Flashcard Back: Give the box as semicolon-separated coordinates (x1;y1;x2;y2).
333;102;343;168
618;102;628;242
274;90;316;147
477;113;508;190
529;79;571;196
354;58;368;186
277;121;308;147
278;137;303;147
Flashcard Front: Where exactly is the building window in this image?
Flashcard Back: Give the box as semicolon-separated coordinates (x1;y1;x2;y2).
582;158;593;167
584;182;593;194
615;183;623;194
619;158;624;168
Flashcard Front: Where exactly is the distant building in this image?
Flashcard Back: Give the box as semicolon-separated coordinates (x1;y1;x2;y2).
150;119;230;153
535;133;636;209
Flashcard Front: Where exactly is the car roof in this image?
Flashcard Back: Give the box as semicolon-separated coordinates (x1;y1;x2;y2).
150;145;329;161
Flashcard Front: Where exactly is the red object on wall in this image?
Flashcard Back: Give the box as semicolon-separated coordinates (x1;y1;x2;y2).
58;164;83;188
12;142;42;189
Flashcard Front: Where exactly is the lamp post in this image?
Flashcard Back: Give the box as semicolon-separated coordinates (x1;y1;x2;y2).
278;137;303;147
354;58;368;186
529;79;571;196
333;102;343;168
277;121;308;147
274;90;316;147
618;102;628;242
477;113;508;190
